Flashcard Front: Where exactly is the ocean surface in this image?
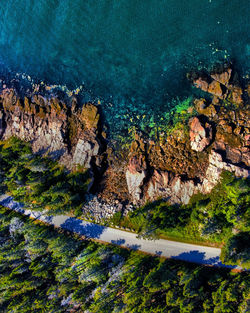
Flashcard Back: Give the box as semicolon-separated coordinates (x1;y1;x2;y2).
0;0;249;137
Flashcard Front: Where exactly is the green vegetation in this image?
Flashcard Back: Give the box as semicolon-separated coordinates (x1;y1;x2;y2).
111;172;250;268
115;96;195;148
0;137;91;216
1;138;249;268
0;205;249;313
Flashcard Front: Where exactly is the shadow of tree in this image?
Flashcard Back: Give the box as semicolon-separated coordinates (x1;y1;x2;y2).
60;217;105;239
111;239;126;245
126;243;141;250
173;250;236;268
155;250;162;256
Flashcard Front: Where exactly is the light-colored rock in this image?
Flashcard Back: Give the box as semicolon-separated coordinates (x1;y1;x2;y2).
126;155;147;202
126;169;146;202
189;117;212;152
197;150;250;194
0;110;4;137
72;138;100;168
146;170;195;205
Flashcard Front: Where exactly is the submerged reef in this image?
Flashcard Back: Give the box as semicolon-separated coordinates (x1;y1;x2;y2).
0;64;249;217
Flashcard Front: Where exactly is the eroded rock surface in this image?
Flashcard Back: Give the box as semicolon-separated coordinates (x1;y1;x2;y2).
124;66;250;205
125;137;148;203
189;116;213;152
0;88;105;175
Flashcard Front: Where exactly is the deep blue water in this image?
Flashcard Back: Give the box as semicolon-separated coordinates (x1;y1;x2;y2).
0;0;249;136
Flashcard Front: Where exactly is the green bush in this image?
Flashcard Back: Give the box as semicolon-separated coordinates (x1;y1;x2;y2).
0;138;91;215
0;206;248;313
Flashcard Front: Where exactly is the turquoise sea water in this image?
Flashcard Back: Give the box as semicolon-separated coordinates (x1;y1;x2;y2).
0;0;249;136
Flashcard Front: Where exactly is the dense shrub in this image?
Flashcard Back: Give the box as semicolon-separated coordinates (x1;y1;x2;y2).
0;138;91;215
0;206;249;313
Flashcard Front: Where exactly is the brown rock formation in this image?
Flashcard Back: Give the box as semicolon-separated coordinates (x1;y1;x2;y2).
189;116;213;152
124;66;250;205
0;88;105;176
125;135;148;203
191;65;243;104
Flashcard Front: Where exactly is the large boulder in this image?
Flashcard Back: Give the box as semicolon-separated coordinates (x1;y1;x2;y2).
146;170;195;205
211;67;232;86
189;117;213;152
198;150;250;194
72;138;100;168
0;110;4;138
126;155;147;203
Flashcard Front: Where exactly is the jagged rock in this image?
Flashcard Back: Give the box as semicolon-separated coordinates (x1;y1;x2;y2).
0;110;4;137
231;86;243;105
225;147;242;164
194;99;217;118
211;151;249;178
72;138;100;168
80;103;100;130
192;67;244;104
146;170;195;205
171;178;195;205
193;77;209;92
241;147;250;167
146;170;172;199
198;150;249;194
207;80;224;98
189;117;213;152
0;88;103;174
126;155;147;202
211;67;232;86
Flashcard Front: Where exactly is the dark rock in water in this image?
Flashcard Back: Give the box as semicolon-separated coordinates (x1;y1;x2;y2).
191;66;243;104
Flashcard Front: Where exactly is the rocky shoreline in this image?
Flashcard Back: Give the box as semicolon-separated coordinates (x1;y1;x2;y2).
0;64;249;220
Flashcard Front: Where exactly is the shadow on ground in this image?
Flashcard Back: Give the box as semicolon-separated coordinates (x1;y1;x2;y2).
173;250;236;268
60;217;106;239
111;239;126;245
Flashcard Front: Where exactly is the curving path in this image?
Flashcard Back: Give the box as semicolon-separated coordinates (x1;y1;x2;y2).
0;194;235;268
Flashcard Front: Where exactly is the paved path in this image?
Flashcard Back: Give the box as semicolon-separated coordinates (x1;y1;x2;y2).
0;195;234;268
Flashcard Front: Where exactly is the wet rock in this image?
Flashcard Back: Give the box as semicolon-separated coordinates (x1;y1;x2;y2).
211;67;232;86
193;77;209;92
194;99;217;118
80;103;100;130
189;116;213;152
207;80;224;98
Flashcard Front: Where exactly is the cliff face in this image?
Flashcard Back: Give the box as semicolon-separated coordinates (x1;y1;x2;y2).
0;89;105;185
125;66;250;205
0;65;249;209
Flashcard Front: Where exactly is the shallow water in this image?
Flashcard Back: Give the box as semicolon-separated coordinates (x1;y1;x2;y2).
0;0;249;135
